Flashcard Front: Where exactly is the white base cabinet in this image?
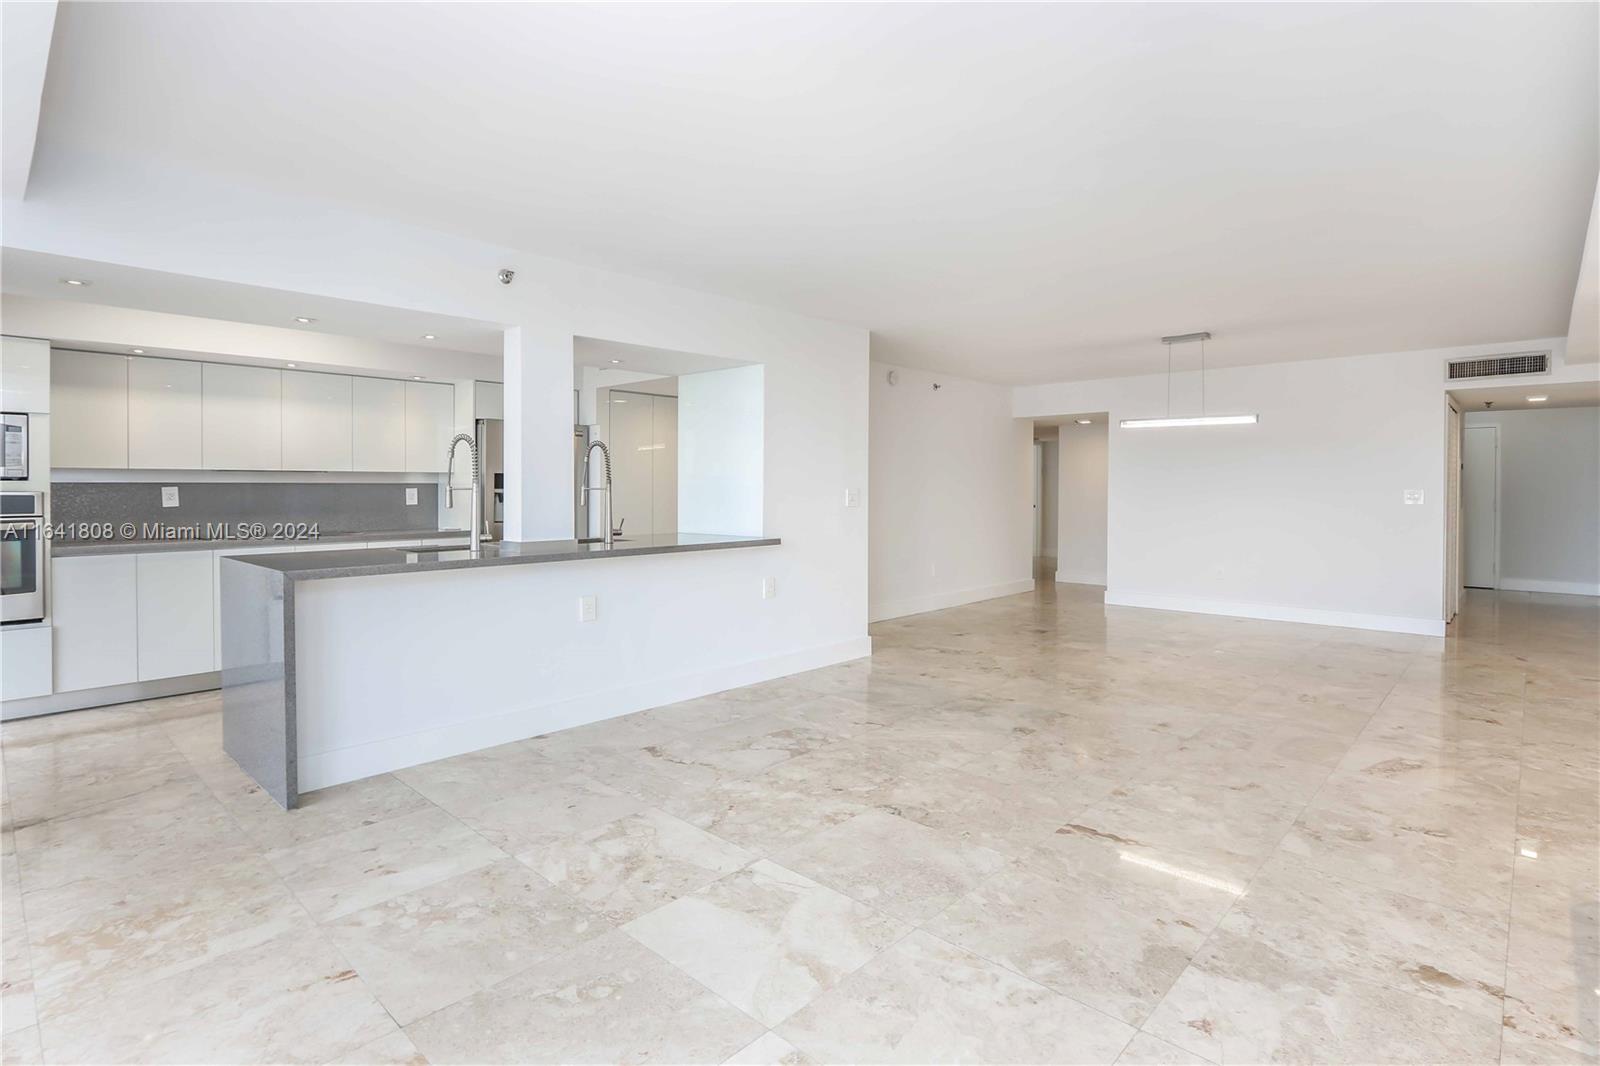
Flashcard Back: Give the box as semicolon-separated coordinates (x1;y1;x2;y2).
52;555;138;692
136;551;214;681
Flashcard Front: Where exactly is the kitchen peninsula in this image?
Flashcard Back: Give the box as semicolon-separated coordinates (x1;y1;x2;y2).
221;533;780;807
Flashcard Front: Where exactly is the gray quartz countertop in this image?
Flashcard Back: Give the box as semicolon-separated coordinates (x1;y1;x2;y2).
226;532;780;580
50;528;472;557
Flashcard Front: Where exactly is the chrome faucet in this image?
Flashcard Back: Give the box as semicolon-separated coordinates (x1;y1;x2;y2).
582;439;615;546
445;432;482;554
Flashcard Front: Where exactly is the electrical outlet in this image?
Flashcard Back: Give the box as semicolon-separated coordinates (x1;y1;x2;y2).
578;595;597;622
405;487;419;506
1403;489;1424;505
844;488;860;508
762;576;777;599
160;486;180;508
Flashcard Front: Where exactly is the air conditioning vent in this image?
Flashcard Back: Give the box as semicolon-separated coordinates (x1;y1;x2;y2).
1446;351;1550;380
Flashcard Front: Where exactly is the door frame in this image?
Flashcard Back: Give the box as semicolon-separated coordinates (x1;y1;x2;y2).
1462;421;1501;590
1444;397;1461;622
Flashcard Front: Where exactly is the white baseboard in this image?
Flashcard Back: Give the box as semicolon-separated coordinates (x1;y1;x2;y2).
1103;589;1446;637
869;579;1036;623
1497;577;1600;597
1055;571;1107;587
298;636;873;793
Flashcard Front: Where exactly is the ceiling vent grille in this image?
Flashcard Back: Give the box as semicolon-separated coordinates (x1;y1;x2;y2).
1446;351;1550;380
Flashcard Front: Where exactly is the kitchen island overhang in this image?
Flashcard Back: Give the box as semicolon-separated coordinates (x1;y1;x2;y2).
220;533;816;808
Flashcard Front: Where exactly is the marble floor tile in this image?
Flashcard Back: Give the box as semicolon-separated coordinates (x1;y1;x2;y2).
39;927;394;1065
777;929;1135;1064
623;858;907;1026
521;807;755;922
659;768;873;855
24;852;309;1020
722;1030;811;1065
3;584;1593;1064
404;928;763;1065
773;810;1007;923
0;1024;40;1066
1141;928;1505;1065
265;806;504;922
326;857;609;1025
1115;1032;1215;1065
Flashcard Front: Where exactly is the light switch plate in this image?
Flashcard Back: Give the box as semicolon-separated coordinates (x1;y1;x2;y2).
160;486;180;508
1403;489;1424;505
844;488;860;508
578;595;597;622
405;487;419;506
762;576;777;599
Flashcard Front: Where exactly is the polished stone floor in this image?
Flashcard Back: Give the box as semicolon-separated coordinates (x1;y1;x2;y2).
1;584;1596;1065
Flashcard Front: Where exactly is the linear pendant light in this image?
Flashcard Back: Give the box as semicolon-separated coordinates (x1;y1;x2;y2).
1120;332;1258;429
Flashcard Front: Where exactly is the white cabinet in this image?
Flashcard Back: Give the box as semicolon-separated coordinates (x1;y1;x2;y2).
203;363;282;470
212;546;291;670
136;550;214;681
128;357;203;469
51;350;128;469
0;626;52;701
352;377;406;472
1;337;50;413
652;396;678;535
282;371;353;471
474;380;504;420
52;554;138;692
405;381;454;472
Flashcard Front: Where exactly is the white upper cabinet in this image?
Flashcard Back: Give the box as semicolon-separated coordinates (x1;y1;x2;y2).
405;380;454;473
352;376;406;472
128;357;203;469
0;336;50;413
203;363;282;470
51;350;128;469
474;380;504;420
282;371;353;471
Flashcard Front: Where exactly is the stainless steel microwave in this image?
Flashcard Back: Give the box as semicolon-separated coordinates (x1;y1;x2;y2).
1;413;27;481
1;491;44;625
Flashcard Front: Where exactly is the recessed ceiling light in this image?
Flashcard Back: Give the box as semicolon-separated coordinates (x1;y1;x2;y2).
610;359;621;364
1075;418;1092;425
130;348;146;355
422;334;436;341
411;375;423;381
1527;395;1549;403
60;278;91;286
285;363;297;369
294;316;315;324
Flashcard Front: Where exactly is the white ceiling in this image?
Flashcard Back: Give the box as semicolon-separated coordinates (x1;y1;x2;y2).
23;3;1600;385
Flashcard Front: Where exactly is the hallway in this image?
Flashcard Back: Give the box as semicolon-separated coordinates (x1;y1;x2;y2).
2;586;1595;1064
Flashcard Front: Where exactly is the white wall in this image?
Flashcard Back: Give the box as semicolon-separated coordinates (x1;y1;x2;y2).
678;364;763;536
1016;339;1579;635
870;361;1033;622
1037;439;1059;560
1463;407;1600;595
1056;421;1108;585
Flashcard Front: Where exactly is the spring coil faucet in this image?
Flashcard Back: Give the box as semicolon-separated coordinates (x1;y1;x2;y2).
582;439;615;546
445;432;482;554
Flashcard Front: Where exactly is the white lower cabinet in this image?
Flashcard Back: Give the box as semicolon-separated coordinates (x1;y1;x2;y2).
136;551;214;681
52;555;138;692
0;626;52;701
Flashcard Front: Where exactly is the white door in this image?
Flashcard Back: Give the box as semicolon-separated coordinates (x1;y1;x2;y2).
1445;401;1462;620
1462;424;1498;589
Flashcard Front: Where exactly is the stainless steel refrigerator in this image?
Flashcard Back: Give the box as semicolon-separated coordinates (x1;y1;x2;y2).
473;419;590;541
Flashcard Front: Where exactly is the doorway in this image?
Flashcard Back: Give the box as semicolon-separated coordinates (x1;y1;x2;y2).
1032;431;1059;579
1462;423;1499;589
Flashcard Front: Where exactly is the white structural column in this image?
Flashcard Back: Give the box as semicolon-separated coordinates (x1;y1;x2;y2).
502;324;577;542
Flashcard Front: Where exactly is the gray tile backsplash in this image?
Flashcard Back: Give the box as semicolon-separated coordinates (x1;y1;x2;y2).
51;481;439;542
